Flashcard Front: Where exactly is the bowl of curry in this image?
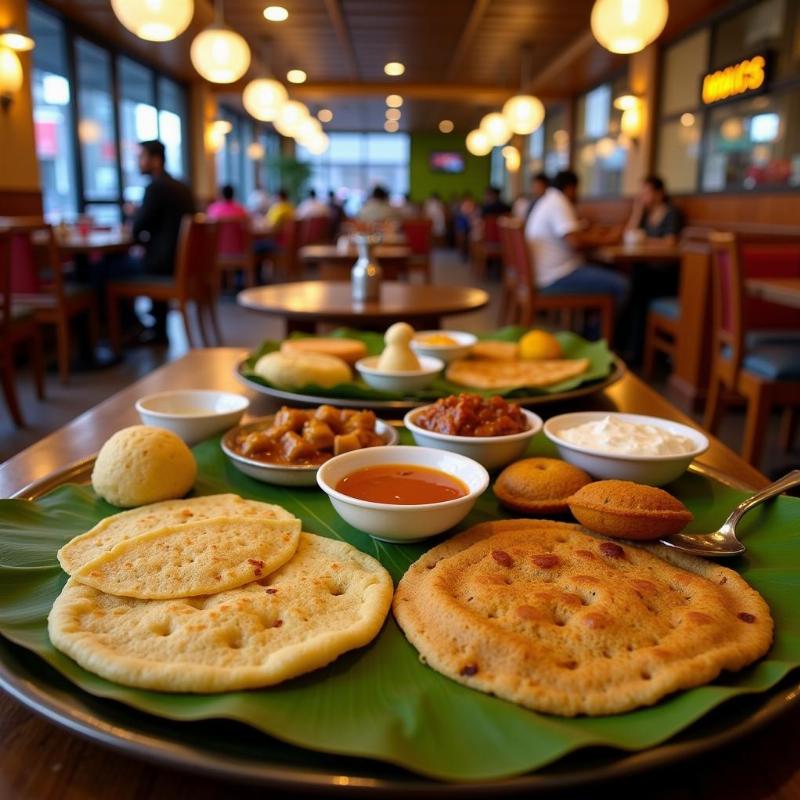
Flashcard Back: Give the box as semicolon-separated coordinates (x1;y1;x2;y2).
404;394;542;470
221;405;399;486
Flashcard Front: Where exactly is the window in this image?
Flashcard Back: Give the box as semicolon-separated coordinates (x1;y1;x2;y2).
542;106;570;176
297;133;410;216
574;77;628;196
118;57;157;204
29;7;78;222
158;78;187;179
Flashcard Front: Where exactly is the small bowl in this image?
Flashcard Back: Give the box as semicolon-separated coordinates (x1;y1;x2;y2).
543;412;709;487
404;407;542;470
136;390;249;445
316;445;489;542
355;354;444;393
410;330;477;364
221;416;399;487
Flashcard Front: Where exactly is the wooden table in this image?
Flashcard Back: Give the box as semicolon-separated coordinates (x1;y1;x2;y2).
53;230;133;256
746;277;800;309
592;242;682;266
2;349;797;800
299;244;412;280
237;280;489;334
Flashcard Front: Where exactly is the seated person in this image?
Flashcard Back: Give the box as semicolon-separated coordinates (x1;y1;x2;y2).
263;188;295;231
481;185;511;217
358;185;398;224
295;188;331;220
206;184;248;220
525;170;628;337
512;172;550;221
626;175;682;243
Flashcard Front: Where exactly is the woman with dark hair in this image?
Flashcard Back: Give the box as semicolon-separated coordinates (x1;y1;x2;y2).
626;175;682;242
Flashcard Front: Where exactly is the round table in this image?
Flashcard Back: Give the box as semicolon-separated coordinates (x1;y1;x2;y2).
237;280;490;334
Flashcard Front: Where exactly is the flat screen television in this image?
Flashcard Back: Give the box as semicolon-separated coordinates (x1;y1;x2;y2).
429;151;465;174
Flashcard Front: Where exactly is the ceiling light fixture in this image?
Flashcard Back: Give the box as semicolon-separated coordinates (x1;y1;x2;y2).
0;46;23;110
212;119;233;134
243;78;288;121
305;131;329;154
317;108;333;122
384;62;405;77
287;69;306;84
273;99;310;137
111;0;193;42
384;119;399;132
247;141;265;160
502;144;521;172
438;119;454;133
613;93;638;111
501;46;545;135
385;108;401;121
680;112;695;127
0;29;35;52
191;1;251;84
263;6;289;22
465;128;491;156
591;0;669;54
385;94;403;108
480;111;512;146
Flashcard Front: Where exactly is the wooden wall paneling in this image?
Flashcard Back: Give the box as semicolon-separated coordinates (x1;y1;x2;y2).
0;190;43;217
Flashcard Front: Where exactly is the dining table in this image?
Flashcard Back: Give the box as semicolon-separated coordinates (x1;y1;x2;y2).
299;243;412;280
745;277;800;309
52;229;133;257
237;280;489;334
591;241;682;267
0;347;797;800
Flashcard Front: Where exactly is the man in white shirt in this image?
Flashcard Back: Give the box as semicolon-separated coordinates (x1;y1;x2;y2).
525;170;628;311
295;189;331;220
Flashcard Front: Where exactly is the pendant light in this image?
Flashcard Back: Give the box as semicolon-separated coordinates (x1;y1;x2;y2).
190;0;250;84
480;112;512;147
591;0;669;55
465;129;492;157
294;116;322;146
305;131;330;155
242;41;288;121
111;0;193;42
502;46;545;135
273;99;310;137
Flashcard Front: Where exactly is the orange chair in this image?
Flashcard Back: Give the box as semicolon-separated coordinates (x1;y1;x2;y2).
9;222;98;384
703;231;800;466
216;217;257;288
401;218;433;283
498;217;613;341
0;230;45;425
107;215;221;354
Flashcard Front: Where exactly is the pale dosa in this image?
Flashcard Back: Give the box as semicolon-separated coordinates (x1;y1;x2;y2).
446;358;589;390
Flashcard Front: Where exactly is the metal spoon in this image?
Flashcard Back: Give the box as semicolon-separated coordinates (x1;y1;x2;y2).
660;469;800;557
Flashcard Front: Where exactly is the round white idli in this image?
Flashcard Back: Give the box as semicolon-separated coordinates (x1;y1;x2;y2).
254;350;352;390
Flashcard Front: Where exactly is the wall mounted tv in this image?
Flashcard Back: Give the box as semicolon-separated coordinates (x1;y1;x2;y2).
429;151;465;173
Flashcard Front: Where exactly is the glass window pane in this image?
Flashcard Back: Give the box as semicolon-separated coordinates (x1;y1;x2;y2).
76;39;119;201
701;92;800;191
583;84;611;138
157;78;187;178
365;133;409;162
543;105;569;175
118;57;157;204
656;118;701;193
660;29;710;117
29;7;78;222
84;203;121;226
327;133;363;164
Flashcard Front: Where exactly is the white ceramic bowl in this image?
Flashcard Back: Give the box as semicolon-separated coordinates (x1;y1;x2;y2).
355;354;444;393
135;390;250;445
316;445;489;542
221;417;399;487
543;412;709;487
410;331;477;364
404;407;542;471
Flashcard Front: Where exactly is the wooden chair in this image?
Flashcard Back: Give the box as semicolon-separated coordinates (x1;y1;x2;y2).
470;214;502;280
298;215;332;248
401;218;433;283
703;231;800;467
643;298;680;378
216;217;256;289
0;230;45;425
9;222;98;384
498;217;614;342
107;215;221;354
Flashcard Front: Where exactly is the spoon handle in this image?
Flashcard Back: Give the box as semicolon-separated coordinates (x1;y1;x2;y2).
725;470;800;529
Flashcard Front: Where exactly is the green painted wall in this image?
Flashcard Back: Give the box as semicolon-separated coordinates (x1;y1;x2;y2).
408;132;491;203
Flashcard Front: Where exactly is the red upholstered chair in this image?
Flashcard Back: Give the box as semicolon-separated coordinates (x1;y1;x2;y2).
107;215;221;354
401;218;433;283
298;215;332;248
216;217;257;288
9;222;98;384
703;231;800;466
498;217;613;341
0;229;45;425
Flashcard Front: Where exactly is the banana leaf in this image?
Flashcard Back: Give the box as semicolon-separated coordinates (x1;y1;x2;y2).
0;433;799;781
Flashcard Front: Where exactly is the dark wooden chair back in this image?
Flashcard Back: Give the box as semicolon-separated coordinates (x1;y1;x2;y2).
402;218;433;256
708;230;745;385
298;215;332;247
216;216;252;257
0;231;10;340
175;215;219;303
482;214;501;244
6;223;65;304
498;216;535;293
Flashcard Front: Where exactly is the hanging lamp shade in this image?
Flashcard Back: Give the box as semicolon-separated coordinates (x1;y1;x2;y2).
502;94;545;135
0;46;23;95
590;0;669;55
190;24;250;84
111;0;193;42
294;116;322;145
243;78;288;121
502;145;521;173
479;112;512;147
246;141;265;160
273;99;309;137
305;132;329;155
465;129;492;157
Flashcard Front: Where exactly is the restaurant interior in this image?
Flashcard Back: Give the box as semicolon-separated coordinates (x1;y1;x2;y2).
1;1;800;798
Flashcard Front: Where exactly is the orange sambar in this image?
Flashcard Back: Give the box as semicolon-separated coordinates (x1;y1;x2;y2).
336;464;468;505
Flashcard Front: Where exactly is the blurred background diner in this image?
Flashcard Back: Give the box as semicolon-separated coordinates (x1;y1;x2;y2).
1;0;799;479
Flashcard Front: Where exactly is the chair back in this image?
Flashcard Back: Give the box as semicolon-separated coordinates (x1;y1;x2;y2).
708;230;745;382
482;214;501;244
298;215;332;248
5;222;65;301
175;215;220;302
216;216;252;257
498;216;535;296
0;231;11;341
401;218;433;256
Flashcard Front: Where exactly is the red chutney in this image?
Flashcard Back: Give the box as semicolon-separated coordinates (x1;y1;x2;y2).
414;394;528;437
336;464;467;505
